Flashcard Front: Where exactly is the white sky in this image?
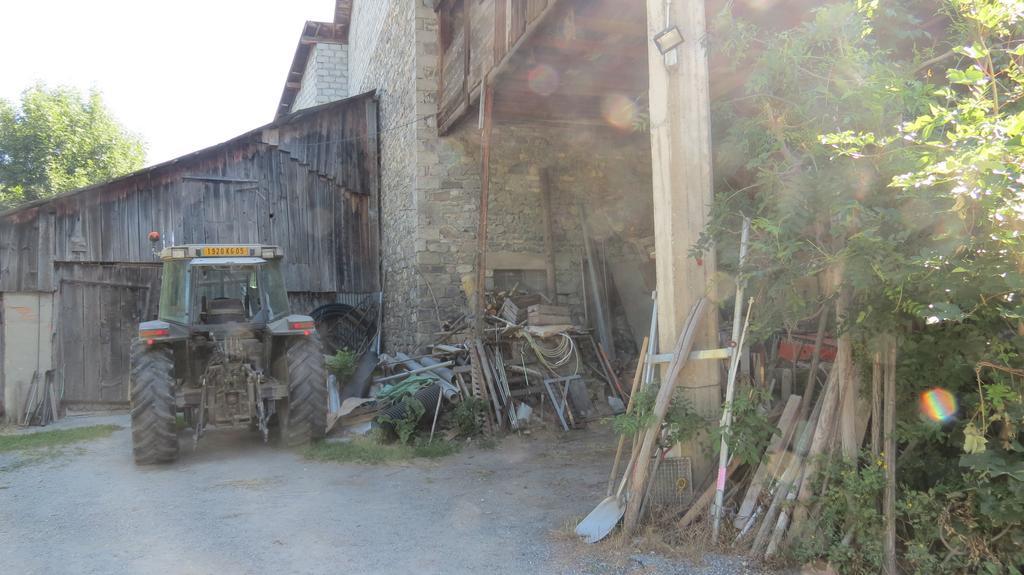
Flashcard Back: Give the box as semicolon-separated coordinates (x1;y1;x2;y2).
0;0;335;166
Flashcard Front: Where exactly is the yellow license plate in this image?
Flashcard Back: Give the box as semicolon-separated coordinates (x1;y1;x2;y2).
202;246;249;257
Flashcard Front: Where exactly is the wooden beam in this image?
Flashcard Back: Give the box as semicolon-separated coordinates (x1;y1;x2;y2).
442;0;567;134
463;0;471;107
492;0;566;97
540;168;557;301
645;0;719;483
475;85;495;337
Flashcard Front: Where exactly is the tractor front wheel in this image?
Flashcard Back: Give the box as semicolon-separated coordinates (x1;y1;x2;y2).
280;335;327;446
129;339;179;464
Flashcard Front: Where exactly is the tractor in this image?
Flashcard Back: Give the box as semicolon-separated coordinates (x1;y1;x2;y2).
129;243;327;464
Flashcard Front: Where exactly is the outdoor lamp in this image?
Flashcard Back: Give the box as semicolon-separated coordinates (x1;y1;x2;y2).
653;26;684;54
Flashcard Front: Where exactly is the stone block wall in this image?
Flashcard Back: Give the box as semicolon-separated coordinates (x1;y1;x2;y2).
291;42;350;112
410;116;656;347
348;0;394;98
410;1;484;347
350;0;420;352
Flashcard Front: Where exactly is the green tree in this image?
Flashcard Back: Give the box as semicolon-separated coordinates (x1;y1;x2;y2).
0;84;145;207
703;0;1023;571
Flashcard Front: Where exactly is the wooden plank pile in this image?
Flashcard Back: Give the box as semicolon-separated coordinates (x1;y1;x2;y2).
20;370;60;427
526;304;571;326
633;323;874;563
587;283;879;565
499;294;543;324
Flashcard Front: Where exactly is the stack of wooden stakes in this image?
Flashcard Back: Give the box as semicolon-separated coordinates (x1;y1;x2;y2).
604;288;896;570
20;371;60;427
675;329;890;564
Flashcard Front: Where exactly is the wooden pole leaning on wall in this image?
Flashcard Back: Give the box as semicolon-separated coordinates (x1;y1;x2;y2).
606;337;649;497
882;335;898;575
622;297;710;537
540;167;557;302
799;306;829;420
871;349;883;457
711;217;751;540
474;84;495;338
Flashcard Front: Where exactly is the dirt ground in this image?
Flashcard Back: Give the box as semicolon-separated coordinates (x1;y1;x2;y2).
0;414;768;575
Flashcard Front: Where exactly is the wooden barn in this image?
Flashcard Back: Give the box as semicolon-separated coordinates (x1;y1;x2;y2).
0;93;380;421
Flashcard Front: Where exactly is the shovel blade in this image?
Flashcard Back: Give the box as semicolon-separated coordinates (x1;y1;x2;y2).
575;496;626;544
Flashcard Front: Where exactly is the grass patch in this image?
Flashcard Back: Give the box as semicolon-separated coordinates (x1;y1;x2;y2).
303;437;460;464
0;424;121;454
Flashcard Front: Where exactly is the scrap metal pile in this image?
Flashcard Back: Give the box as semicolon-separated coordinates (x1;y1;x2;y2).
327;291;632;439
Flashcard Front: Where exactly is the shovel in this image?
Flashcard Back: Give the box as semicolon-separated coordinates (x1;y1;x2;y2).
577;337;651;544
575;440;641;544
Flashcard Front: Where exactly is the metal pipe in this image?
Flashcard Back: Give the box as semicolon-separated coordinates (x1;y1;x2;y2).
373;361;455;383
394;353;459;400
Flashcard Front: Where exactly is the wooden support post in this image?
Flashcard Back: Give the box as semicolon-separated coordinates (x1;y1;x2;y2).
871;350;882;457
540;168;557;302
883;336;898;575
646;0;719;485
475;85;495;337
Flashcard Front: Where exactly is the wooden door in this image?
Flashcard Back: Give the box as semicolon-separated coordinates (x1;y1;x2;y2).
59;280;149;407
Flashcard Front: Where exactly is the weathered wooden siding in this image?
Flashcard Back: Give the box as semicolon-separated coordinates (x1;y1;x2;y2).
56;263;160;406
0;93;380;296
468;0;496;93
0;294;4;417
437;0;547;133
0;94;381;413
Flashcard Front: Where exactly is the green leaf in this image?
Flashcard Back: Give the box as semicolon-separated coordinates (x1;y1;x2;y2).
963;423;988;454
924;302;966;322
953;43;990;59
1007;112;1024;138
947;67;986;85
960;450;1024;481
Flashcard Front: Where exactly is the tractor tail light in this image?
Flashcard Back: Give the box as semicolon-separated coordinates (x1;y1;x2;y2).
289;321;315;335
140;328;170;345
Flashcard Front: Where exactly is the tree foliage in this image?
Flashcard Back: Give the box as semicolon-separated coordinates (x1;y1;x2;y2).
704;0;1023;571
0;84;145;208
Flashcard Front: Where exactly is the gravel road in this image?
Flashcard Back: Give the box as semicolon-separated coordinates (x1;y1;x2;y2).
0;415;766;575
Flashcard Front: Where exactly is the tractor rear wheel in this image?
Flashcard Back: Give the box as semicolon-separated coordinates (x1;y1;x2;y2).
280;335;327;446
129;339;179;464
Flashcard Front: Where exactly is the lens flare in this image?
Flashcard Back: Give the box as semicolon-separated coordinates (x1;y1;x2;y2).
527;64;559;96
919;388;957;422
601;94;636;131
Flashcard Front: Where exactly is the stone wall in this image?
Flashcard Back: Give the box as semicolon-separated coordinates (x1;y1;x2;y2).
291;42;350;112
348;0;394;98
410;116;656;349
410;1;483;347
350;0;420;351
